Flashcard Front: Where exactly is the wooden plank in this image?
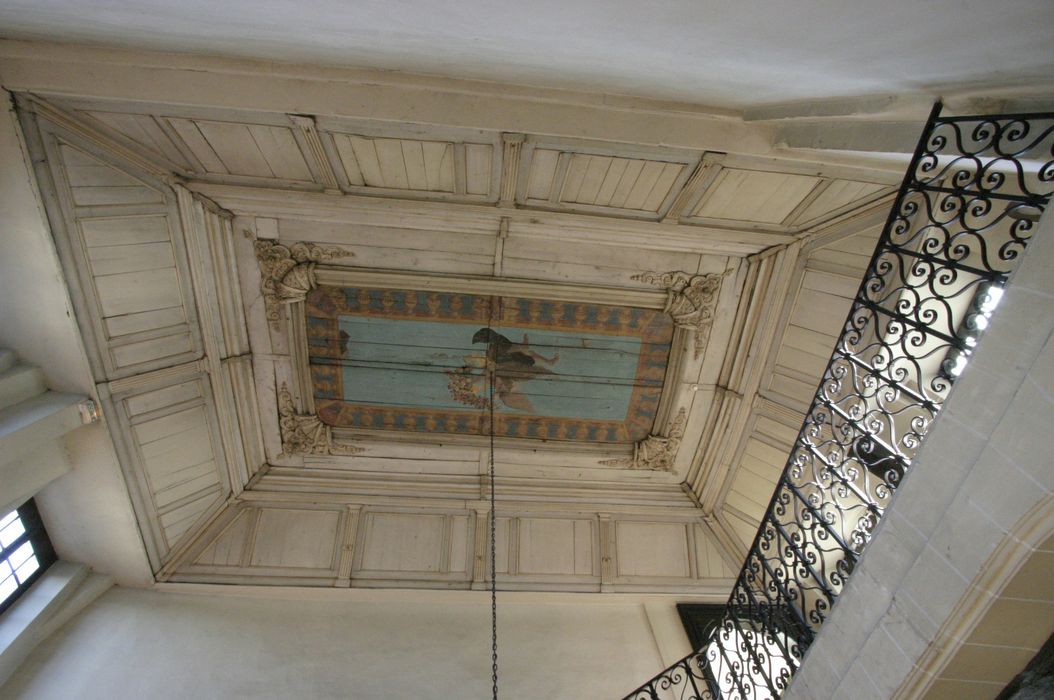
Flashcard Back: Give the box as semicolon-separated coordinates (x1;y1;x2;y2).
400;139;428;190
349;136;384;187
71;186;164;207
641;162;684;212
724;510;760;548
753;415;799;446
94;268;182;317
278;218;493;255
606;158;647;209
125;380;203;416
526;148;560;200
195;510;253;566
559;153;590;203
767;372;817;408
795;180;885;224
518;518;578;575
166;118;229;173
782;324;840;360
622;160;666;210
615;521;690;578
247;124;313;181
801;268;859;299
110;332;194;368
448;515;469;573
151;467;220;508
331;134;365;186
464;143;492;195
249;508;340;569
373;137;410;189
104;305;186;338
695;170;820;224
194;120;274;177
87;241;175;276
133;404;207;444
574;520;594;575
594;157;630;207
724;489;766;523
359;512;444;572
80;215;170;247
574;155;613;204
806;246;872;273
87;111;189;167
789;288;853;337
776;343;829;381
422;141;454;192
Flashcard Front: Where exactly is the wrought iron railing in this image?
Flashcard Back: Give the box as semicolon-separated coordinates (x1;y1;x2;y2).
623;105;1054;700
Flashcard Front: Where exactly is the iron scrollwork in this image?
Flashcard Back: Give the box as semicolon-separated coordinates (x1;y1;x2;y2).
622;105;1054;699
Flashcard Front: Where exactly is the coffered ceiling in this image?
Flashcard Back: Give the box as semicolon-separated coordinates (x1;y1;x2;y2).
5;45;910;595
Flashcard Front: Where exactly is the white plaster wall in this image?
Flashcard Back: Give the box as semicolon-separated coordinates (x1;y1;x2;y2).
0;92;153;586
783;207;1054;698
0;587;671;700
1;1;1054;108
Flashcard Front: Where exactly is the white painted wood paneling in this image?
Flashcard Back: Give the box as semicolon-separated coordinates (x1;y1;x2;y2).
59;144;164;206
82;110;195;170
167;118;314;182
249;508;341;569
521;145;694;217
33;124;202;379
359;512;446;573
329;133;495;200
692;168;821;224
194;508;254;567
615;521;690;579
517;517;594;576
791;180;887;226
103;367;230;565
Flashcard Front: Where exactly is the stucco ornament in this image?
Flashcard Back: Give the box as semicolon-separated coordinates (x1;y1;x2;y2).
601;408;687;472
254;240;352;323
277;383;363;457
633;271;724;359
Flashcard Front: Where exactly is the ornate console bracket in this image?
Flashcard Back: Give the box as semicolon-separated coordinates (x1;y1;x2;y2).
277;384;363;457
601;408;687;472
633;270;724;359
254;240;353;324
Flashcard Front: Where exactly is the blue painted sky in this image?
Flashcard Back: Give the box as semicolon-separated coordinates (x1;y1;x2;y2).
337;316;647;420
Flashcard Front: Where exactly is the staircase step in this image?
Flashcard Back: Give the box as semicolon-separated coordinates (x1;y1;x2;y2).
0;365;46;412
0;349;15;374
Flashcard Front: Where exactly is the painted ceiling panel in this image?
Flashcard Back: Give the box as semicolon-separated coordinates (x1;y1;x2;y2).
305;286;673;443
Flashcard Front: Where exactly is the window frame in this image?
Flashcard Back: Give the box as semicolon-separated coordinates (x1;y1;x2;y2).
0;499;58;616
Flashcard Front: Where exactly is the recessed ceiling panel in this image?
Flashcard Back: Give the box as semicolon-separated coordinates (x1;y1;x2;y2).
305;286;673;443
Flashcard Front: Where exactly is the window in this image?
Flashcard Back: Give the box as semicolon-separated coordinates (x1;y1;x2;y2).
0;500;57;615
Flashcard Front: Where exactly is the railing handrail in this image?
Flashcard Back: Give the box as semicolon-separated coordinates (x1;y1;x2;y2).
622;104;1054;700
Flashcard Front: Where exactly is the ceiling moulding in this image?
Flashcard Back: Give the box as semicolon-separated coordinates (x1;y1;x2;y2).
266;262;699;475
192;183;787;257
686;243;804;506
253;239;353;325
0;40;765;153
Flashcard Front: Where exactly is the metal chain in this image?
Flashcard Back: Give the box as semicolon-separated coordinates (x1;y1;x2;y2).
488;296;499;700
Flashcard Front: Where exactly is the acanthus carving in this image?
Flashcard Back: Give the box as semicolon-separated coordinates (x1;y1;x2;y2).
277;383;363;457
633;271;724;358
601;408;687;472
254;240;352;323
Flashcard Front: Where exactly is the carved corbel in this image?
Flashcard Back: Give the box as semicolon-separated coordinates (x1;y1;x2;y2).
601;408;687;472
277;384;363;457
633;271;724;359
254;240;353;324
